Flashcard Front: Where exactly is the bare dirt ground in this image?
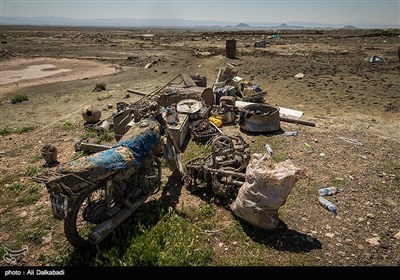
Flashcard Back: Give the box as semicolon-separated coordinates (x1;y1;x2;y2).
0;26;399;266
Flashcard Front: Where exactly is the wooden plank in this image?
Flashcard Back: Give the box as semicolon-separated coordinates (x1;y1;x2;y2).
180;74;196;87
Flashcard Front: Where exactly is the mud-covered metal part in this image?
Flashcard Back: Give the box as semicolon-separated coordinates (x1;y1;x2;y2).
239;104;281;133
185;135;249;202
189;119;221;144
213;101;235;124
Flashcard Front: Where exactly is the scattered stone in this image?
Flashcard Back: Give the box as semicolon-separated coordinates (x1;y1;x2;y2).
394;231;400;239
366;237;380;246
19;211;28;218
325;232;335;238
338;251;346;256
358;217;365;223
144;63;152;69
218;242;224;248
320;153;325;157
42;232;52;244
233;241;238;245
366;213;375;219
357;244;364;250
385;198;398;207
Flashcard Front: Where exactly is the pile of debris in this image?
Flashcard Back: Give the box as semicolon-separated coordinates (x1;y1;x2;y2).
69;66;311;231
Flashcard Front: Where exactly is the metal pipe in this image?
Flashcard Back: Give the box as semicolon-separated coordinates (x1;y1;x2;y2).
89;196;148;244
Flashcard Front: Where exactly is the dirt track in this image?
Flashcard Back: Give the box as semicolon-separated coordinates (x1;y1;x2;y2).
0;27;399;266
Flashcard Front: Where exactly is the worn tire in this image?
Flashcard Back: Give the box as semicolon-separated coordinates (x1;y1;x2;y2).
64;187;101;248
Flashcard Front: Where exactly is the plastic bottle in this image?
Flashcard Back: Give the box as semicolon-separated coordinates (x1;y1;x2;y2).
265;144;273;156
283;131;298;137
318;186;339;196
318;196;337;213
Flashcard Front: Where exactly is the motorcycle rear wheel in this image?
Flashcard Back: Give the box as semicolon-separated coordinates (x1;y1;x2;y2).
64;185;114;248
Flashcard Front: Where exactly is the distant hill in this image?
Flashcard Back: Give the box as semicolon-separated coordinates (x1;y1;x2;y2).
235;23;250;28
272;23;304;29
342;25;357;29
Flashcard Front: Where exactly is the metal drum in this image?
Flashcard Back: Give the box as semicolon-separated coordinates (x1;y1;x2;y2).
240;104;280;133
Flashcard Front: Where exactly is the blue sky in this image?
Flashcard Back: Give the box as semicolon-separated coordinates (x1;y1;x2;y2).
1;0;399;26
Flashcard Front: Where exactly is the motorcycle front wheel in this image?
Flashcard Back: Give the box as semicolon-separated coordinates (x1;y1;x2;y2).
64;185;116;248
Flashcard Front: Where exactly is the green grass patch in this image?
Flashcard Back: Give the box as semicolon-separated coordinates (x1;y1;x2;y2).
330;177;346;187
93;82;106;92
60;201;213;266
80;130;98;140
97;129;114;142
0;127;12;136
81;129;114;142
8;182;24;192
0;173;22;185
11;95;29;104
182;141;211;163
30;155;43;164
61;122;76;130
26;166;44;177
17;126;35;134
199;202;215;218
17;184;42;206
16;219;48;245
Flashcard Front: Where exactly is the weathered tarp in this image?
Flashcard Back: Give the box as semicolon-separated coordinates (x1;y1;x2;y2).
56;118;161;185
89;130;159;170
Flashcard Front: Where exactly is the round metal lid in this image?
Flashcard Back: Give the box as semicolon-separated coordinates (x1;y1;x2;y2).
176;99;202;114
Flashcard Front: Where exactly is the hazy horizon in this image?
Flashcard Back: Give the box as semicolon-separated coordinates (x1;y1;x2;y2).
1;0;399;28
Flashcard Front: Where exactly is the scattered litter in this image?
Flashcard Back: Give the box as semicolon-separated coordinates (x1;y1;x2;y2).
304;142;312;148
294;73;305;79
318;186;338;196
368;55;383;63
254;40;267;48
338;136;363;146
264;144;273;155
282;130;298;137
318;196;337;213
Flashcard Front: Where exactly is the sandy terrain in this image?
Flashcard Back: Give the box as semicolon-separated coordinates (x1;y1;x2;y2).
0;57;116;95
0;26;399;266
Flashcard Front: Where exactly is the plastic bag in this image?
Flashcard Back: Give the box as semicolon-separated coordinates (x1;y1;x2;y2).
230;152;306;230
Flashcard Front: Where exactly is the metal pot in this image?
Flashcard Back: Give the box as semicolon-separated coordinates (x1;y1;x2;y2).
240;104;280;133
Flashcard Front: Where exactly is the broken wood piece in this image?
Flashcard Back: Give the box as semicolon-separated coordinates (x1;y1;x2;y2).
127;89;147;96
280;117;315;127
180;74;197;87
80;142;111;153
280;117;316;127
